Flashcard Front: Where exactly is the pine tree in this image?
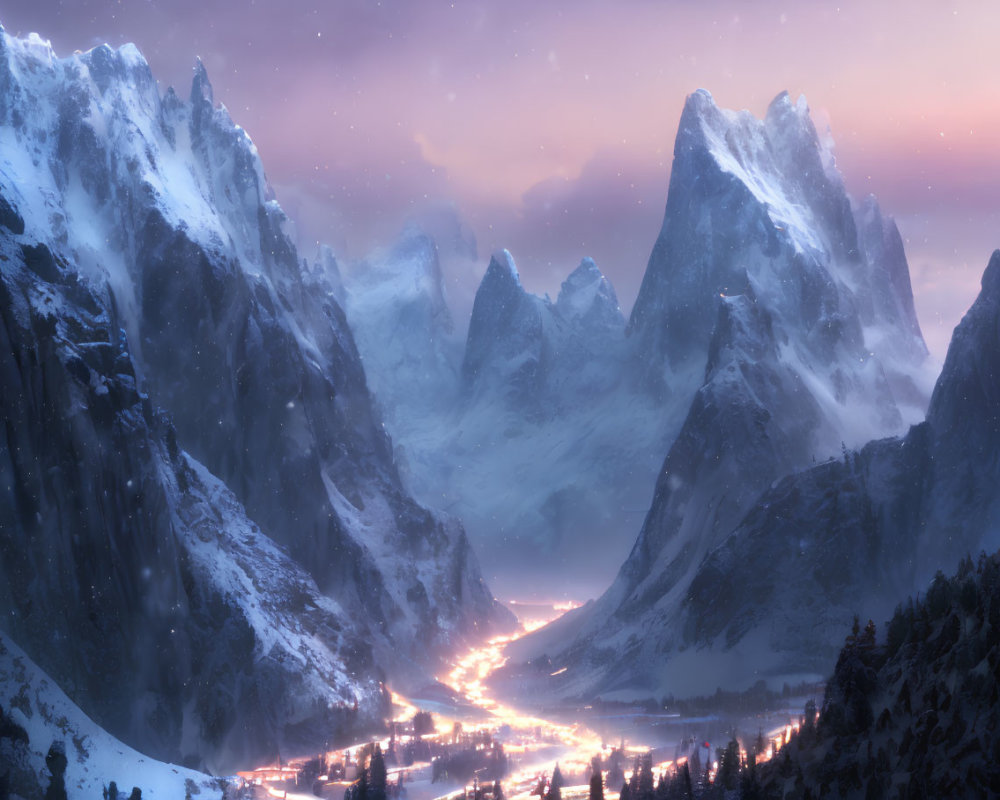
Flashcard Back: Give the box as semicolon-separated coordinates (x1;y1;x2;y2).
739;762;764;800
628;758;639;796
43;743;68;800
637;754;654;800
680;765;693;800
370;743;388;800
551;764;564;792
356;760;370;800
412;711;434;737
607;749;625;790
753;729;767;764
689;746;700;780
589;771;604;800
716;739;740;791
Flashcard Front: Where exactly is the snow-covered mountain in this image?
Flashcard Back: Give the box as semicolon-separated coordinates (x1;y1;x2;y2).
0;231;385;772
345;91;934;600
497;89;937;699
462;252;629;410
681;249;1000;674
344;225;462;428
346;245;673;595
0;27;509;772
627;89;930;436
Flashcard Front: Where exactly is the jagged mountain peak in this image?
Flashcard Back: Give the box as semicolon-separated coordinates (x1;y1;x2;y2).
629;87;928;421
926;248;1000;438
559;256;607;297
389;221;438;262
1;29;56;64
80;40;154;94
191;55;214;106
555;256;624;329
462;249;540;389
568;254;601;279
484;247;524;290
764;89;813;134
348;224;454;346
980;247;1000;295
676;88;823;172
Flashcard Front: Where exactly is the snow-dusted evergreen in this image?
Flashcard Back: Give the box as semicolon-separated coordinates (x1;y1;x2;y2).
0;27;510;772
757;552;1000;797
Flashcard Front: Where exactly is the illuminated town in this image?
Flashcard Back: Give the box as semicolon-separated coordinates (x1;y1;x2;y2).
238;603;813;800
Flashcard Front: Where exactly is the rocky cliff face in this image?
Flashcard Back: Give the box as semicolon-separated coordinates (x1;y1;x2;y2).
0;229;384;772
0;28;509;771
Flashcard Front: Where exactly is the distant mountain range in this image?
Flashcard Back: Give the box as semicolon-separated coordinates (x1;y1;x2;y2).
344;91;934;600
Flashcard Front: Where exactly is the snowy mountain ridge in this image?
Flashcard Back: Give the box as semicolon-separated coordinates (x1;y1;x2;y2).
0;25;509;772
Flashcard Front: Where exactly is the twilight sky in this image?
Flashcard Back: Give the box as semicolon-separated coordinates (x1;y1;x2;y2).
4;0;998;358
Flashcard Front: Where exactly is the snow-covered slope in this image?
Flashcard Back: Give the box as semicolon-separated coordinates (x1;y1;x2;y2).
498;90;935;698
0;26;509;771
677;249;1000;682
0;632;224;799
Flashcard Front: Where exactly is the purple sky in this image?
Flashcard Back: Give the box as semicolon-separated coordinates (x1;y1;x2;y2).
4;1;999;358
